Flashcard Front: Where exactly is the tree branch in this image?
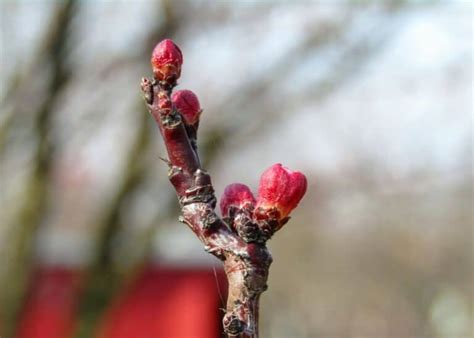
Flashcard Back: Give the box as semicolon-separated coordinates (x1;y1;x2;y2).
141;77;271;336
141;39;306;337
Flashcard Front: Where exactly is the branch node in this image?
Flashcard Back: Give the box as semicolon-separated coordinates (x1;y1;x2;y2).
201;209;219;229
178;170;216;207
234;212;260;243
161;109;182;128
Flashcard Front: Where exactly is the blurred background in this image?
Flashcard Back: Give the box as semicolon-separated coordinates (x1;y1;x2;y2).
0;1;472;338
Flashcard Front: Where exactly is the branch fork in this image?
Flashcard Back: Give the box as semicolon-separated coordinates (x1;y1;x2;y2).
141;39;307;337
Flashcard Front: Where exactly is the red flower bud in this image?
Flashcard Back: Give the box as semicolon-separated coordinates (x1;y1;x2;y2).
220;183;256;219
255;163;307;220
151;39;183;82
172;89;201;125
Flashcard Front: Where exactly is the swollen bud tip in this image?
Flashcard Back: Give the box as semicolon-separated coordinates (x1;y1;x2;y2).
220;183;256;219
255;163;307;221
172;89;201;125
151;39;183;83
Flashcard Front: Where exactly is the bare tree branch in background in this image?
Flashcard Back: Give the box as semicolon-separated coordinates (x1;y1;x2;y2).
204;5;404;160
0;2;76;337
71;2;182;337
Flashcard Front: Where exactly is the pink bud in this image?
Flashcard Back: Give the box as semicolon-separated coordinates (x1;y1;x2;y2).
255;163;307;220
172;90;201;125
220;183;256;219
151;39;183;82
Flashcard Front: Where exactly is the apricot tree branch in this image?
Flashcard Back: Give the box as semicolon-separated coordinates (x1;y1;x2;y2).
140;39;307;337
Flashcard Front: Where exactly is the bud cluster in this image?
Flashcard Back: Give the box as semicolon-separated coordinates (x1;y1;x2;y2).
220;163;307;242
148;39;307;241
149;39;203;142
145;38;309;336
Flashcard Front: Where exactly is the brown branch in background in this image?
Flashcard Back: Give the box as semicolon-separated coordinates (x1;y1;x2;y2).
72;105;151;338
0;2;77;337
72;2;180;337
141;40;307;337
196;6;401;167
